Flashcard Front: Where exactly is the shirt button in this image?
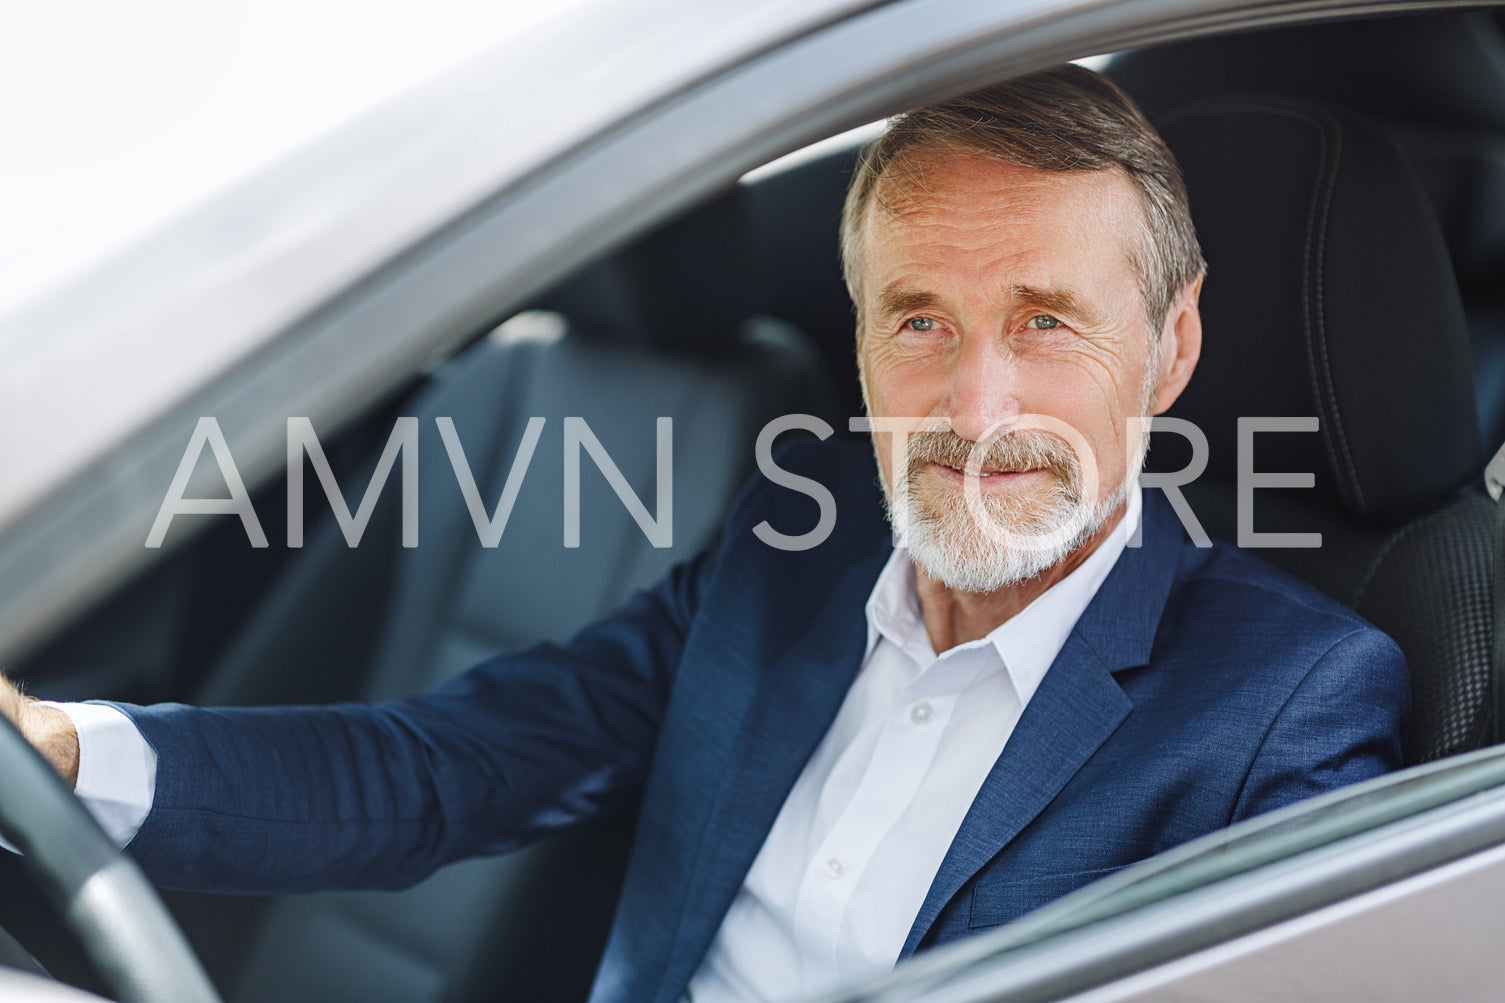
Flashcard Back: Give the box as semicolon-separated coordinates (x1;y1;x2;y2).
910;701;933;724
824;857;845;879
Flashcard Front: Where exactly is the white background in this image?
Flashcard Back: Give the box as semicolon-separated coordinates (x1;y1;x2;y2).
0;0;591;311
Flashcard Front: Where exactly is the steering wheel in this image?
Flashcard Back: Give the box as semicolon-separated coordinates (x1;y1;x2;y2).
0;715;220;1003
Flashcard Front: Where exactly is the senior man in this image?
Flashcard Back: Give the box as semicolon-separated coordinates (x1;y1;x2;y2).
2;66;1404;1001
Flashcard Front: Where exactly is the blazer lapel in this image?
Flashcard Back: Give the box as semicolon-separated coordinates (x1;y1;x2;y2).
897;636;1129;958
899;491;1188;958
656;547;891;1001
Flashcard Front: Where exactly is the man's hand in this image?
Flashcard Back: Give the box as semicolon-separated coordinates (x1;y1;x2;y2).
0;674;79;789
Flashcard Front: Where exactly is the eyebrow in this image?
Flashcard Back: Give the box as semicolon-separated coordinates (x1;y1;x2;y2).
873;287;941;324
1009;284;1105;327
872;283;1104;327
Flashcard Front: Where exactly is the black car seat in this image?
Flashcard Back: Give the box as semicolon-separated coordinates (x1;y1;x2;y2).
174;187;828;1002
743;155;866;422
1146;96;1494;764
1109;11;1505;458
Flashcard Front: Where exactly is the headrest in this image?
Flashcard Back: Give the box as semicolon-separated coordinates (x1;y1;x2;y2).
743;147;866;420
533;185;752;355
1153;97;1482;524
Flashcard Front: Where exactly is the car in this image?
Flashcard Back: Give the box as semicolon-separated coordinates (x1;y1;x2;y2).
0;0;1501;1001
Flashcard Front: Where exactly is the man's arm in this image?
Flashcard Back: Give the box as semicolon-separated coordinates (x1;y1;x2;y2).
0;686;160;850
0;547;713;895
1231;627;1410;821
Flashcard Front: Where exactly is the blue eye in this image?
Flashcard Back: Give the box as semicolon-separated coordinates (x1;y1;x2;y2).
1026;315;1061;330
907;316;937;332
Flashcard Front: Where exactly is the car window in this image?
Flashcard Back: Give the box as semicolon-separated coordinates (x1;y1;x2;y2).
2;2;1500;1001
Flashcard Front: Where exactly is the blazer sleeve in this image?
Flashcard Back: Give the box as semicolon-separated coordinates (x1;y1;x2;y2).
1231;626;1410;822
113;548;715;895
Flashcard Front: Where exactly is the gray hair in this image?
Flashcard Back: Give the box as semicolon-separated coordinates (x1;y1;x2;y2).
840;65;1206;335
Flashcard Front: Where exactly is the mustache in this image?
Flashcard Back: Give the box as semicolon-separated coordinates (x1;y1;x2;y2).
902;428;1082;498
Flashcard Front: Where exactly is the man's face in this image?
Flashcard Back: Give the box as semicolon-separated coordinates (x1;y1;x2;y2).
855;150;1166;590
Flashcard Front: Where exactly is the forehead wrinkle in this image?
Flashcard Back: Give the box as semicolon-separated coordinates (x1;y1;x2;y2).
861;154;1148;332
865;197;1049;295
876;180;1053;235
872;151;1063;230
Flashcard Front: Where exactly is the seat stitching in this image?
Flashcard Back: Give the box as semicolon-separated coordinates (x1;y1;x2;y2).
1350;492;1486;607
1351;509;1439;608
1301;116;1366;511
1161;100;1366;511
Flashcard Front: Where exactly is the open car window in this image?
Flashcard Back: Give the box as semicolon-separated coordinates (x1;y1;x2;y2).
1;2;1502;1001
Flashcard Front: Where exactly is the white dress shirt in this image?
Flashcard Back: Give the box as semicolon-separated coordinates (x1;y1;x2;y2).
0;700;156;856
33;487;1140;1003
686;485;1140;1001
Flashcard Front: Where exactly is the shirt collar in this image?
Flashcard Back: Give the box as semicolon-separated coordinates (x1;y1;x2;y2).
863;482;1142;706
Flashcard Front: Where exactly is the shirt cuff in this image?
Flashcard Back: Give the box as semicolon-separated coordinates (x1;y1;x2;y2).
41;700;156;848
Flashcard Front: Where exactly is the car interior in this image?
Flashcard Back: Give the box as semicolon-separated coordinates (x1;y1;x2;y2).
1;9;1502;1002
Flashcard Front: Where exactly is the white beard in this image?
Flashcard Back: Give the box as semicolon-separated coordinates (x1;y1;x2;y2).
868;339;1161;594
885;460;1136;593
878;406;1153;593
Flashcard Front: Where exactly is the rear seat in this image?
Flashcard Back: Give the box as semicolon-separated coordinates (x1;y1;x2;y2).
176;186;828;1001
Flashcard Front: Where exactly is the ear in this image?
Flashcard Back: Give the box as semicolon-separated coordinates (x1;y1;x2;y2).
1150;275;1203;415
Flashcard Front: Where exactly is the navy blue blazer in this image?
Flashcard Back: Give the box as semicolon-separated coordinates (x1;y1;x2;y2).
116;438;1407;1002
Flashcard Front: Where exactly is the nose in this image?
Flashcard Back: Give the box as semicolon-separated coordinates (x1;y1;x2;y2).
942;334;1023;442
